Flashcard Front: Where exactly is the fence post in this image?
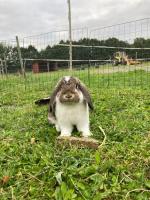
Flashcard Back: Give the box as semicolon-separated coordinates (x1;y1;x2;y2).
88;28;91;87
47;62;50;72
3;54;8;75
16;36;26;77
67;0;72;70
0;59;4;75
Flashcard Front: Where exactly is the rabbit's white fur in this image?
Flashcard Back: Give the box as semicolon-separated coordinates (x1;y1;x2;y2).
55;90;91;137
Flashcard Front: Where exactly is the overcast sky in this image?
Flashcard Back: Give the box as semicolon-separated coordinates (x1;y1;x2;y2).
0;0;149;40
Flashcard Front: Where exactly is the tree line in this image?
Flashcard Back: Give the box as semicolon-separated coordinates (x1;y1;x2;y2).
0;37;150;72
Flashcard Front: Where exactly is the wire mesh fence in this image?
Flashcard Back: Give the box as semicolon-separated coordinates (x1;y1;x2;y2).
0;18;150;93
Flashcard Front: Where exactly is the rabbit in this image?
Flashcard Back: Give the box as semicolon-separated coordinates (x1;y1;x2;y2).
36;76;93;137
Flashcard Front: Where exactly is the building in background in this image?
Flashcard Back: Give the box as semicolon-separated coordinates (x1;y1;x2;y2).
32;60;58;73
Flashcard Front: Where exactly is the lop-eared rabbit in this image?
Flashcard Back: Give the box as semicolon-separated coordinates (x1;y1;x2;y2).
36;76;93;137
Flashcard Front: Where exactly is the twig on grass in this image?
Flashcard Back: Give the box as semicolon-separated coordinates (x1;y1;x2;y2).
10;186;15;200
70;177;87;200
0;137;14;142
8;165;52;189
98;125;107;148
25;173;43;184
125;188;150;199
20;190;29;199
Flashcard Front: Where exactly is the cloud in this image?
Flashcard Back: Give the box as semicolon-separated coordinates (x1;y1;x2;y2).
0;0;149;41
72;0;149;27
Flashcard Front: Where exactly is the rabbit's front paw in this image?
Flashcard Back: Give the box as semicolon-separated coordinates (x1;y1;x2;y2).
60;132;71;137
55;124;61;132
60;126;72;137
82;130;92;137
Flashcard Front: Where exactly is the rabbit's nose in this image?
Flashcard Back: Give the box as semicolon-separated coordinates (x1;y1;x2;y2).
64;94;74;99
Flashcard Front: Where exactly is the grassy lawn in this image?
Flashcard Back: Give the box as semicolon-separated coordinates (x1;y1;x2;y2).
0;69;150;199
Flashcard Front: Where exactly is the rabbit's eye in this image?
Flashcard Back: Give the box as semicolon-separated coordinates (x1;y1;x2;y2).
76;84;78;89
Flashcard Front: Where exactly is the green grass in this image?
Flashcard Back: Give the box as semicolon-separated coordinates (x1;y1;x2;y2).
0;69;150;199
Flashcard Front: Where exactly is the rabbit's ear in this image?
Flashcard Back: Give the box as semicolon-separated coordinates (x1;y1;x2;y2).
77;80;94;110
49;78;64;115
